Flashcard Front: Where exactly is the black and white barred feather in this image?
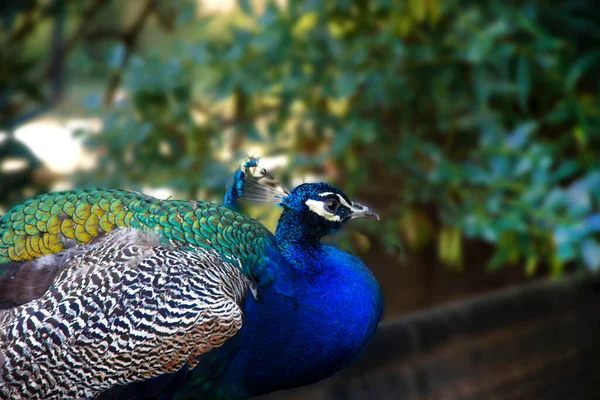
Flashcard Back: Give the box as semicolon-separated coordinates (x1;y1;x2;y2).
0;228;251;399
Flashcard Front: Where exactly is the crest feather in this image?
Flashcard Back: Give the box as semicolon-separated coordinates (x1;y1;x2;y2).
237;157;290;204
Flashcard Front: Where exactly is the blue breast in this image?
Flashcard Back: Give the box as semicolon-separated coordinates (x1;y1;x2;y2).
178;244;383;399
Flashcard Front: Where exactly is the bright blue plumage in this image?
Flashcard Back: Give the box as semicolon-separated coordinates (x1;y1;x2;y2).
205;247;381;398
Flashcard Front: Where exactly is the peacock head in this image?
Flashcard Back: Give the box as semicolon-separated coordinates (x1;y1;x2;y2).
233;158;378;239
279;182;379;239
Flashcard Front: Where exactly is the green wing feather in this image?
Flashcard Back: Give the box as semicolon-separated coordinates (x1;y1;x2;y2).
0;188;274;278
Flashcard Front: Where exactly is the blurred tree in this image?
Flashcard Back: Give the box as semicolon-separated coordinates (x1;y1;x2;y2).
0;0;189;200
3;0;600;277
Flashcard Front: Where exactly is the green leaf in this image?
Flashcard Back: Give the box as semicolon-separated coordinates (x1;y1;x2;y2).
293;11;319;37
551;160;580;183
584;214;600;232
581;239;600;270
238;0;254;15
107;44;126;70
525;256;538;276
506;121;537;149
409;0;426;22
566;50;600;90
556;242;576;263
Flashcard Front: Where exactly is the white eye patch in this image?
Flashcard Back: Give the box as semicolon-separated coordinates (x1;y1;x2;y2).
318;192;353;208
305;199;341;221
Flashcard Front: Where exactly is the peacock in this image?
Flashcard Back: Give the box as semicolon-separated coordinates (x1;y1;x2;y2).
0;159;383;399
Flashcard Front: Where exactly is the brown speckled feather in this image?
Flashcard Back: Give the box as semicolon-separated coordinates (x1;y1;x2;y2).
0;228;251;399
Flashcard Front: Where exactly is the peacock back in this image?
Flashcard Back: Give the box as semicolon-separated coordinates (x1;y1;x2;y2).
0;188;274;278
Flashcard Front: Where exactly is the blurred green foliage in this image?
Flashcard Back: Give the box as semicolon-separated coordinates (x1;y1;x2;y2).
3;0;600;276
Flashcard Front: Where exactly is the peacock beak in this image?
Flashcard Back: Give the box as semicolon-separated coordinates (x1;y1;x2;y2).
348;201;379;221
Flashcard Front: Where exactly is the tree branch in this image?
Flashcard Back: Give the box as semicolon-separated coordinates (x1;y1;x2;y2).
7;3;53;45
85;28;127;42
103;0;157;106
41;0;111;80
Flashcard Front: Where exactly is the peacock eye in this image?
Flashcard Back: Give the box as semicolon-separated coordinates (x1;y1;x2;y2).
324;198;339;213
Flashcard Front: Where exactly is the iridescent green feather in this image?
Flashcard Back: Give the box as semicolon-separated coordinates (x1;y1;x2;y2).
0;188;274;279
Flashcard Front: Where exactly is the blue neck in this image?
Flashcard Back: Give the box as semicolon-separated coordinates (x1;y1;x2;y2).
275;208;323;272
222;168;246;211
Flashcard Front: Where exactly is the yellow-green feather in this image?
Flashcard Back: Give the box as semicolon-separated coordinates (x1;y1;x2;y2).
0;188;274;278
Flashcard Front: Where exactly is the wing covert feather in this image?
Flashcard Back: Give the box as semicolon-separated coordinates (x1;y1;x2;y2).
0;189;275;278
0;228;249;399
